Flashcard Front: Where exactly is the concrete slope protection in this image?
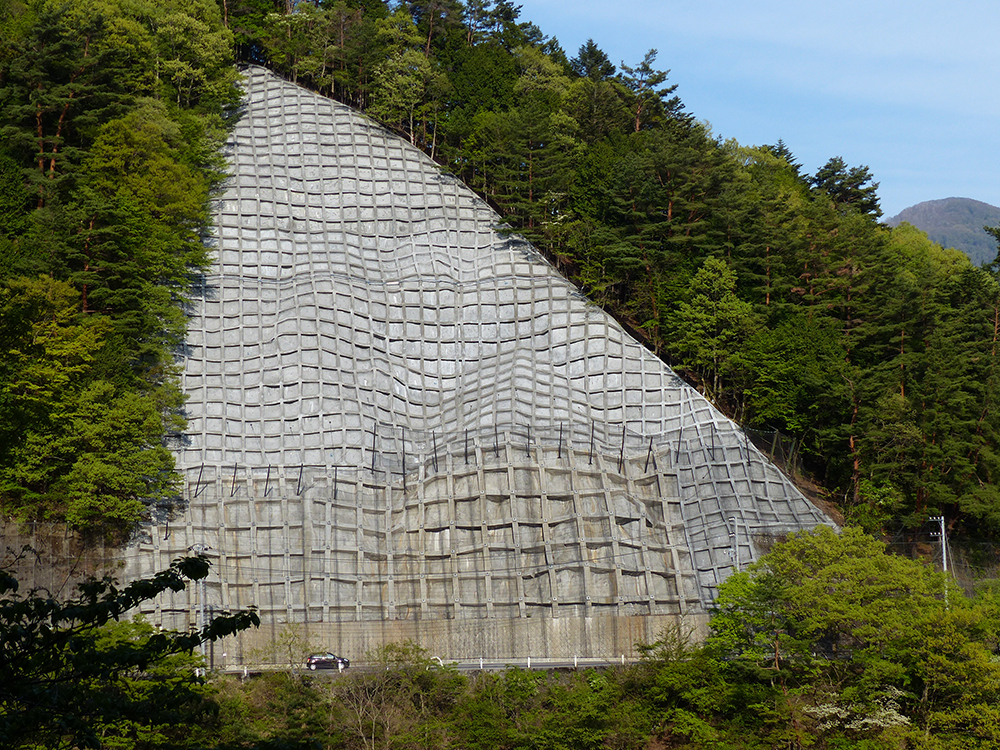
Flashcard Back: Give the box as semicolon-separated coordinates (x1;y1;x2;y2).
125;66;832;662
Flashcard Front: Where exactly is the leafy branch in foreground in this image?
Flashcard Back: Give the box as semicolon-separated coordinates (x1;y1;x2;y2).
0;553;259;750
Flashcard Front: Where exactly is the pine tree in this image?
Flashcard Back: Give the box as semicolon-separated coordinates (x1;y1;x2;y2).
570;38;615;81
618;49;683;132
811;155;882;218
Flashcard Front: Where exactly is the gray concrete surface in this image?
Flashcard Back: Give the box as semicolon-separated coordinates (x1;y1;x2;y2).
124;66;833;662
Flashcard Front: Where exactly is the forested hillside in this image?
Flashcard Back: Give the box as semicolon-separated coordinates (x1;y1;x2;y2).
0;0;238;537
2;0;1000;545
887;197;1000;266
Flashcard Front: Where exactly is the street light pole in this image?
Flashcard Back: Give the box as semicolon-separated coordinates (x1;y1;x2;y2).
929;516;948;609
188;543;211;660
929;516;947;573
729;516;739;571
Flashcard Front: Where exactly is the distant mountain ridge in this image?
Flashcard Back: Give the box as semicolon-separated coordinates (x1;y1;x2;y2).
887;198;1000;266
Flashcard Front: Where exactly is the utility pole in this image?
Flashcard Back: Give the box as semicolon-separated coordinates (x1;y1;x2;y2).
929;516;947;573
729;516;740;571
930;516;948;608
188;543;212;662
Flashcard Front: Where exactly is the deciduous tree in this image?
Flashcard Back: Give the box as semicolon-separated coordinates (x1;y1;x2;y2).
0;554;259;749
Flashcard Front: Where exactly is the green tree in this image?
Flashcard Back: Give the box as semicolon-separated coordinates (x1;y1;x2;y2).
667;256;761;406
563;43;629;144
762;139;803;178
0;276;117;526
69;100;211;361
151;0;237;110
0;0;233;535
617;49;683;132
0;152;31;244
0;184;201;539
453;668;545;750
221;0;284;63
407;0;464;57
710;526;1000;744
811;155;882;218
741;311;849;434
336;640;465;750
636;623;734;747
506;44;576;233
838;225;1000;526
986;221;1000;265
0;554;259;749
367;7;450;147
569;38;614;81
259;5;317;84
0;1;115;203
438;37;517;178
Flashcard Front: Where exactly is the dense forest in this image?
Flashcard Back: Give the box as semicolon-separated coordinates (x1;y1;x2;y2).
2;0;1000;548
7;527;1000;749
0;0;237;537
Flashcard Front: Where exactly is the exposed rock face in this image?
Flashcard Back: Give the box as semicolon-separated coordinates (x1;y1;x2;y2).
126;66;832;663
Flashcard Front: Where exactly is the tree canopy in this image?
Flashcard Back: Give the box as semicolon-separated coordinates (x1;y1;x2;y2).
708;526;1000;747
10;530;989;750
0;553;259;749
3;0;1000;546
0;0;235;537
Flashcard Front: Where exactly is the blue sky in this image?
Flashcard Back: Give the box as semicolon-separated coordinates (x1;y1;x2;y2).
514;0;1000;218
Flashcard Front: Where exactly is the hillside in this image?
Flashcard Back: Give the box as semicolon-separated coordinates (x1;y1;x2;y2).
3;0;1000;548
121;65;833;659
887;197;1000;266
5;2;1000;749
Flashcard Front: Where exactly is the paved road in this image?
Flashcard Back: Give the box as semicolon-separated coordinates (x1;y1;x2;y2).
221;656;636;677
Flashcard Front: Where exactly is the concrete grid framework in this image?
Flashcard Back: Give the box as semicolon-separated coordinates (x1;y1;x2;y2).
126;66;832;661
